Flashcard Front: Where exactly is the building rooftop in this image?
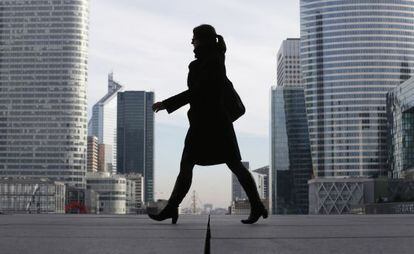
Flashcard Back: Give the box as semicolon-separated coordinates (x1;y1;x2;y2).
0;178;64;184
0;214;413;253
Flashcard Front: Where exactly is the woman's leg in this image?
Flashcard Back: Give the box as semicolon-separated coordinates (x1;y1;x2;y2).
226;160;263;210
148;154;194;224
167;154;196;208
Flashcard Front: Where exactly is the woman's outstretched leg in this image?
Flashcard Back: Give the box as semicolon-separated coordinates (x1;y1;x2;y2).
148;153;195;224
226;160;268;224
167;155;195;208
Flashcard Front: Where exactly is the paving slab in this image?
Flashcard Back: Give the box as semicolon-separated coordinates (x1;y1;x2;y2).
0;214;208;254
210;215;414;254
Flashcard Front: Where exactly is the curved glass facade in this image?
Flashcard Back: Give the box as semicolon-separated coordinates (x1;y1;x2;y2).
301;0;414;177
0;1;89;188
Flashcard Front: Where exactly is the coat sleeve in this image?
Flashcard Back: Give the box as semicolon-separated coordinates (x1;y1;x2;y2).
162;90;190;114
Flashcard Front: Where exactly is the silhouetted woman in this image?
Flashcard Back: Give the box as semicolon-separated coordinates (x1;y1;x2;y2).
149;24;267;224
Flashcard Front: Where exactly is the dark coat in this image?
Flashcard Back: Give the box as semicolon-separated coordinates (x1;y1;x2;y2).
162;47;242;165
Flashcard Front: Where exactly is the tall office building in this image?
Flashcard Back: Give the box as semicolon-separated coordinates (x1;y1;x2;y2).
231;161;249;201
97;144;112;173
387;76;414;180
88;73;123;173
301;0;414;178
271;86;313;214
117;91;154;202
87;136;98;173
277;39;301;87
270;39;313;214
0;1;89;188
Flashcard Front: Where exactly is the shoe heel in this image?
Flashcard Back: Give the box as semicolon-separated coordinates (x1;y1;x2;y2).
172;215;178;224
171;209;178;224
262;209;268;219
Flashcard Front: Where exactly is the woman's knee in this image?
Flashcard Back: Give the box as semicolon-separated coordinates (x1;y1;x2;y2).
226;160;243;169
180;157;195;174
227;160;250;177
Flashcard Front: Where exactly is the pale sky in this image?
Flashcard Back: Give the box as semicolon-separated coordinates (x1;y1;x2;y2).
88;0;300;208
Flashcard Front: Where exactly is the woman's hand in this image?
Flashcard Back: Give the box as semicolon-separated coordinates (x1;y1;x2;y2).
152;102;166;112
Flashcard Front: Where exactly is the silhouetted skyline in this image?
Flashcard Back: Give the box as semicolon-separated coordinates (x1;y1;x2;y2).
87;1;300;207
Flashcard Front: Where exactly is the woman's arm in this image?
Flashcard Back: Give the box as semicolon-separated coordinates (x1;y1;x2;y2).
152;89;191;114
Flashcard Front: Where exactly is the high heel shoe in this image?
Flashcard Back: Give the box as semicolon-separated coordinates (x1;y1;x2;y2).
241;206;268;224
148;205;179;224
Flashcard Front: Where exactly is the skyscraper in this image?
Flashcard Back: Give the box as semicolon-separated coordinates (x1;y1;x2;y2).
87;136;98;173
271;86;313;214
301;0;414;178
270;39;313;214
0;0;89;188
387;76;414;180
277;39;301;87
88;73;123;173
117;91;154;202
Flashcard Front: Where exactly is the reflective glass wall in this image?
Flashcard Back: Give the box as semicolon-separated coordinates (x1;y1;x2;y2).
301;0;414;177
271;86;313;214
117;91;154;202
387;76;414;179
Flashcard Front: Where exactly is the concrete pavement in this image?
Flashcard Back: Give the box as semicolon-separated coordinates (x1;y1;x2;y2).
0;214;413;254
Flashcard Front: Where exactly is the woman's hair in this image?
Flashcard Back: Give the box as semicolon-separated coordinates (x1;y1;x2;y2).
193;24;226;53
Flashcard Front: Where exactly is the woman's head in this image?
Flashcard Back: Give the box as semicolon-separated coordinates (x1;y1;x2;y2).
193;24;216;46
192;24;226;53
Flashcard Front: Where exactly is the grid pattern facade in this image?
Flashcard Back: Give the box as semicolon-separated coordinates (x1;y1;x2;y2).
117;91;154;203
87;136;98;172
0;179;65;214
277;39;301;87
0;0;89;188
253;166;269;200
387;76;414;179
126;173;144;209
301;0;414;178
86;173;127;214
308;179;365;215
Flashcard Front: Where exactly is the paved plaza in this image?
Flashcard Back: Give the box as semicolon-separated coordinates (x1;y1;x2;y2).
0;214;413;254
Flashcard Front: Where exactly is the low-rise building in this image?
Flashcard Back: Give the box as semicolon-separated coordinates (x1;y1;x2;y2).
86;172;126;214
230;199;250;215
125;173;145;211
65;186;99;214
126;179;136;214
309;178;414;214
0;178;65;214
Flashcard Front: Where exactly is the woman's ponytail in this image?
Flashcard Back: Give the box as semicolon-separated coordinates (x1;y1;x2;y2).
216;34;227;53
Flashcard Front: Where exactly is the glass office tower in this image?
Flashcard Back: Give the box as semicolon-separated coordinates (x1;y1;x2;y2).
271;39;312;214
88;73;123;173
271;86;313;214
387;76;414;180
117;91;154;202
301;0;414;177
0;0;89;188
